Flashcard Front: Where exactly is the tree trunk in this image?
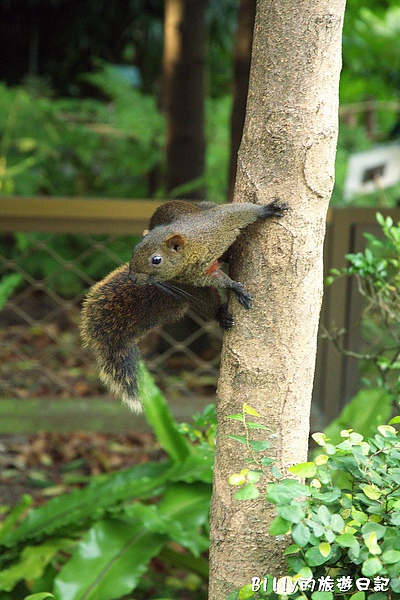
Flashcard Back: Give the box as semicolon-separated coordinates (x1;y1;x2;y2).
228;0;256;201
163;0;207;199
208;0;346;597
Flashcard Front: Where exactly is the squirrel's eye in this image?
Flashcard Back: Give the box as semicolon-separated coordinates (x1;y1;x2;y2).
151;255;162;266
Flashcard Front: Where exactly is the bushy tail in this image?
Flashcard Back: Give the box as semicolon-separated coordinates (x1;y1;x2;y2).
81;321;143;413
95;342;143;413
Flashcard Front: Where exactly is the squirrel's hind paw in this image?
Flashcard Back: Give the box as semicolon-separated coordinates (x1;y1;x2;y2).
217;303;235;329
263;198;290;218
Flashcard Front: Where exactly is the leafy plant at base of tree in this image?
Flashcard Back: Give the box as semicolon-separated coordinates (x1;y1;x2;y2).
228;409;400;600
0;367;214;600
323;213;400;442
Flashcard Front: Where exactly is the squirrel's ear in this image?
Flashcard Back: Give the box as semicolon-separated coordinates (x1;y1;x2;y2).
166;234;186;252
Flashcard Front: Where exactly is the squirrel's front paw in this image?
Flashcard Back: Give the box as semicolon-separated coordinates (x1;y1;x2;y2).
217;303;235;329
232;282;253;310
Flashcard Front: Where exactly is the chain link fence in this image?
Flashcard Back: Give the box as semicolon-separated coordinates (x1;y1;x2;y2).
0;199;222;406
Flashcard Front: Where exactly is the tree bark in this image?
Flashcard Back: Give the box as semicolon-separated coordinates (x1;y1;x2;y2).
208;0;346;598
228;0;256;201
163;0;207;199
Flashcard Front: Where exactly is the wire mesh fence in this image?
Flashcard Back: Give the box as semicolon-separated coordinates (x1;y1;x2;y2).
2;198;400;431
1;228;222;402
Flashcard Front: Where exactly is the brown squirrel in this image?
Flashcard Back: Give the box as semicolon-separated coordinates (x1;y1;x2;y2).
80;198;289;412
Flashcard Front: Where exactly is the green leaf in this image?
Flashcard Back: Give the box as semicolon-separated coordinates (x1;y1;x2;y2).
0;495;32;544
24;595;55;600
242;404;261;417
226;435;248;445
382;549;400;563
291;522;310;547
53;519;166;600
238;584;256;599
0;539;70;592
234;484;260;501
319;542;331;557
269;517;291;536
289;462;317;478
1;462;173;547
139;364;193;462
317;505;331;526
305;545;329;566
266;480;310;504
331;513;345;532
0;273;23;310
348;593;365;600
248;440;270;452
336;533;359;548
283;543;300;556
276;503;305;524
362;556;382;577
361;522;386;540
362;484;382;500
311;592;333;600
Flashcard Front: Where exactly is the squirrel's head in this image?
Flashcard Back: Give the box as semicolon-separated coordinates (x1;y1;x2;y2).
129;230;186;285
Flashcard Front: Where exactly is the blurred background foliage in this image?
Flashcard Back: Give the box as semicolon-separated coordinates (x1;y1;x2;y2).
1;0;400;290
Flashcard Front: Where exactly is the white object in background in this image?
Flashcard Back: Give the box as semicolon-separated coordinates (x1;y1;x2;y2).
344;144;400;200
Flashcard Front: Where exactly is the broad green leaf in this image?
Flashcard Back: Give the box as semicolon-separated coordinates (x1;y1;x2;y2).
311;592;333;600
120;483;210;558
319;542;331;557
361;522;386;540
0;539;70;592
304;545;329;566
336;533;359;548
362;485;382;500
24;595;55;600
157;483;210;554
226;435;248;445
289;462;316;478
291;522;310;547
283;543;300;556
269;517;291;536
139;364;192;462
238;584;256;599
248;440;270;452
348;593;365;600
234;484;260;501
266;480;310;504
226;413;245;422
53;519;165;600
331;513;345;532
2;462;173;547
0;495;32;543
246;422;269;430
276;503;305;524
317;505;331;526
362;556;382;577
382;549;400;563
363;532;381;555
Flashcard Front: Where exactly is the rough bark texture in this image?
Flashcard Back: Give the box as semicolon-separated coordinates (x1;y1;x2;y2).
163;0;206;199
209;0;346;598
228;0;256;201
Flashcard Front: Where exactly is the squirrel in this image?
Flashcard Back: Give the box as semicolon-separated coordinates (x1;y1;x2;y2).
80;198;289;412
